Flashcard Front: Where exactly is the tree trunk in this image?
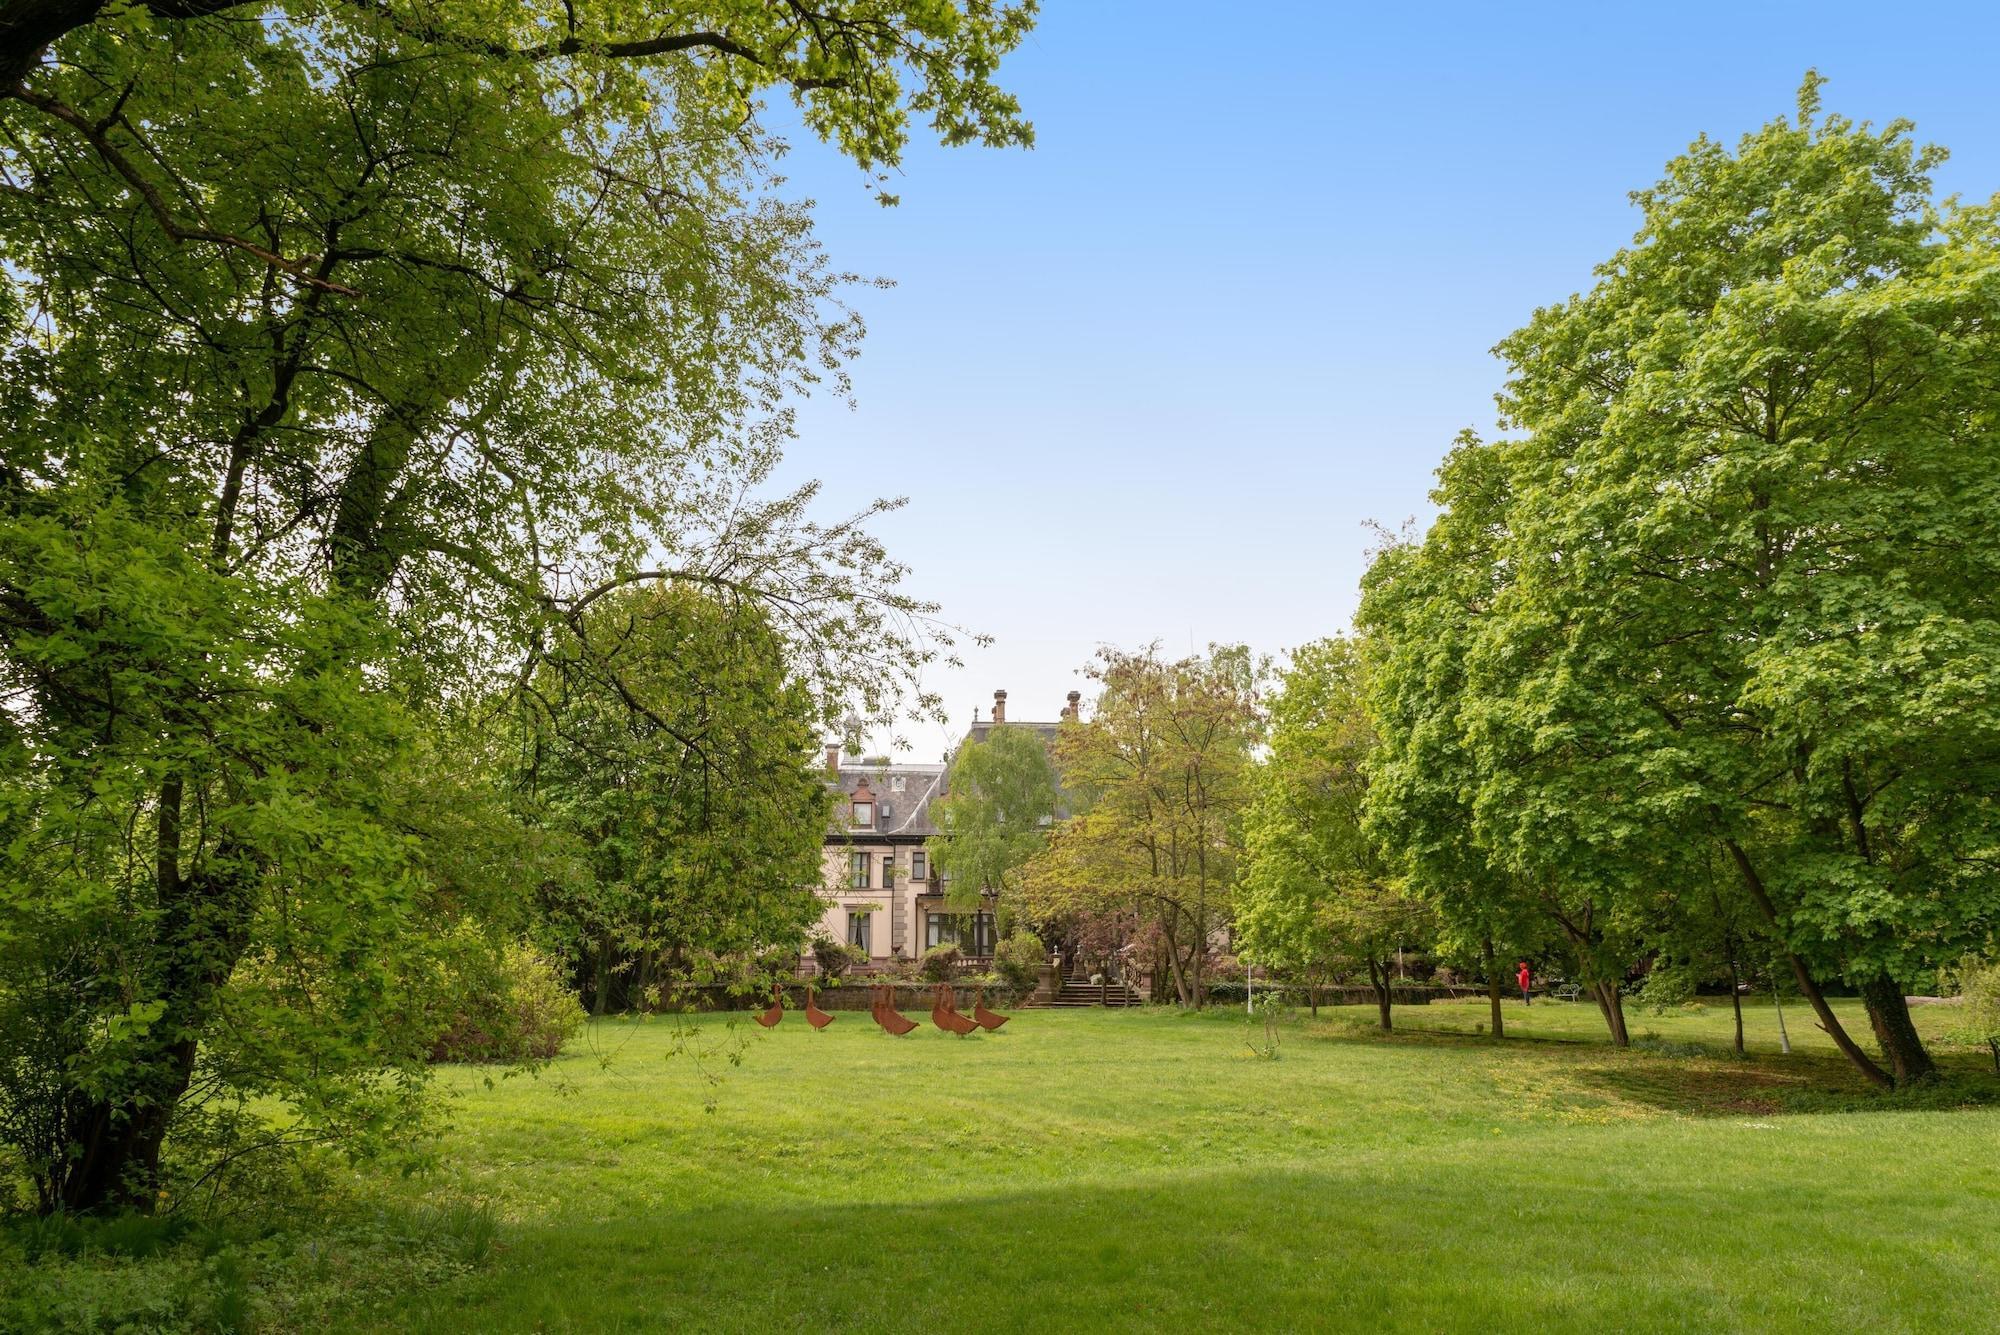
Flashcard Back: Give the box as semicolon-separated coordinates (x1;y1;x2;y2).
1162;923;1191;1007
1189;917;1206;1009
1367;957;1392;1032
591;931;612;1017
1861;973;1935;1085
1771;980;1792;1054
1588;980;1629;1047
633;947;654;1012
1727;956;1744;1056
57;829;255;1213
1723;838;1890;1088
1482;935;1505;1040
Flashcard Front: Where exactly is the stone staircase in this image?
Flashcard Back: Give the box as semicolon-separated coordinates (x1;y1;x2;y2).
1028;975;1145;1008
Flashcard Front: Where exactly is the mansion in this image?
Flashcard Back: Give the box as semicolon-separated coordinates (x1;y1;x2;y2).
810;688;1077;965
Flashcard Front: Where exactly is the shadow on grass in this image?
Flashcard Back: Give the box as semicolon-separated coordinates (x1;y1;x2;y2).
365;1133;2000;1335
1238;1005;2000;1119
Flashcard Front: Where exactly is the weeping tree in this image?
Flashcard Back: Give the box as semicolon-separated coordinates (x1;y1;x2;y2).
0;1;1035;1212
928;722;1060;930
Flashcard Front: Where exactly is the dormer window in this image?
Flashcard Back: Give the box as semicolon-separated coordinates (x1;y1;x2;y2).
851;801;873;827
849;777;876;828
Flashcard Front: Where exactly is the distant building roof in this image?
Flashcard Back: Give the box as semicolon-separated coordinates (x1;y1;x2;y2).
826;760;945;839
963;718;1063;749
822;689;1083;847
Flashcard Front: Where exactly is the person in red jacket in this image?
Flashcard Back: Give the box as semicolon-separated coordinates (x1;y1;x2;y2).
1517;960;1532;1006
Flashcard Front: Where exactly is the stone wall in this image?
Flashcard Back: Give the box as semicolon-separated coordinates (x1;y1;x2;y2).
652;982;1028;1013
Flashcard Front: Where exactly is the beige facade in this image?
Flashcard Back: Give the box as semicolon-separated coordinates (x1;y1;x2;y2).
811;757;998;966
811;761;947;963
811;841;939;962
809;689;1071;969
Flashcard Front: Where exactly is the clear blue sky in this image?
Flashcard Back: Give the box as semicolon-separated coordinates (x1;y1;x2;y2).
764;1;2000;759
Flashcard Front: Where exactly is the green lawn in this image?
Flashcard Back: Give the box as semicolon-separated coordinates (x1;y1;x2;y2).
334;996;2000;1333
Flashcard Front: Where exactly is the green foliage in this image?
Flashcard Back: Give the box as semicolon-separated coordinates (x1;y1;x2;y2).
1951;958;2000;1047
1483;78;2000;988
929;723;1060;912
0;581;462;1211
1357;77;2000;1079
1358;441;1551;989
919;944;964;983
812;936;866;983
427;938;586;1065
0;0;1036;1213
1237;637;1433;995
991;931;1047;991
1024;645;1264;1006
525;584;834;1008
1635;965;1699;1016
1244;1006;1283;1060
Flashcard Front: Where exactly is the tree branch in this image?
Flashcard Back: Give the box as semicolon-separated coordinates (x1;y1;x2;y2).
3;84;362;295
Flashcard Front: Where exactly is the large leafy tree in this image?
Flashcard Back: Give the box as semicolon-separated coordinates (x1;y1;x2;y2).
1365;77;2000;1086
0;1;1035;1211
1237;637;1433;1032
1359;443;1570;1042
523;583;832;1013
1484;75;2000;1085
927;722;1059;919
1023;645;1262;1008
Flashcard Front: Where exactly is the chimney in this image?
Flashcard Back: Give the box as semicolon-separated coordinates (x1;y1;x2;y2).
991;689;1007;724
1063;690;1081;721
825;742;840;771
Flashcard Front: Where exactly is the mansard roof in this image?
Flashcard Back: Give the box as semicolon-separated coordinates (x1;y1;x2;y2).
826;761;945;839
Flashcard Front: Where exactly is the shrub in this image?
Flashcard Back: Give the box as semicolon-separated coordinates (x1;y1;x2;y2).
754;947;802;985
1952;956;2000;1048
1209;981;1294;1003
919;943;963;983
1635;963;1697;1015
992;931;1045;990
812;935;863;982
430;941;585;1064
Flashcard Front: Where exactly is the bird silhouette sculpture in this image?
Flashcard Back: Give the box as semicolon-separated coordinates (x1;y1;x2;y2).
873;983;919;1036
754;982;784;1028
805;988;835;1030
931;983;978;1036
972;988;1011;1030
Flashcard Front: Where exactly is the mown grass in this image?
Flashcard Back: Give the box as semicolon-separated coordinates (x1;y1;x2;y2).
334;996;1999;1333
